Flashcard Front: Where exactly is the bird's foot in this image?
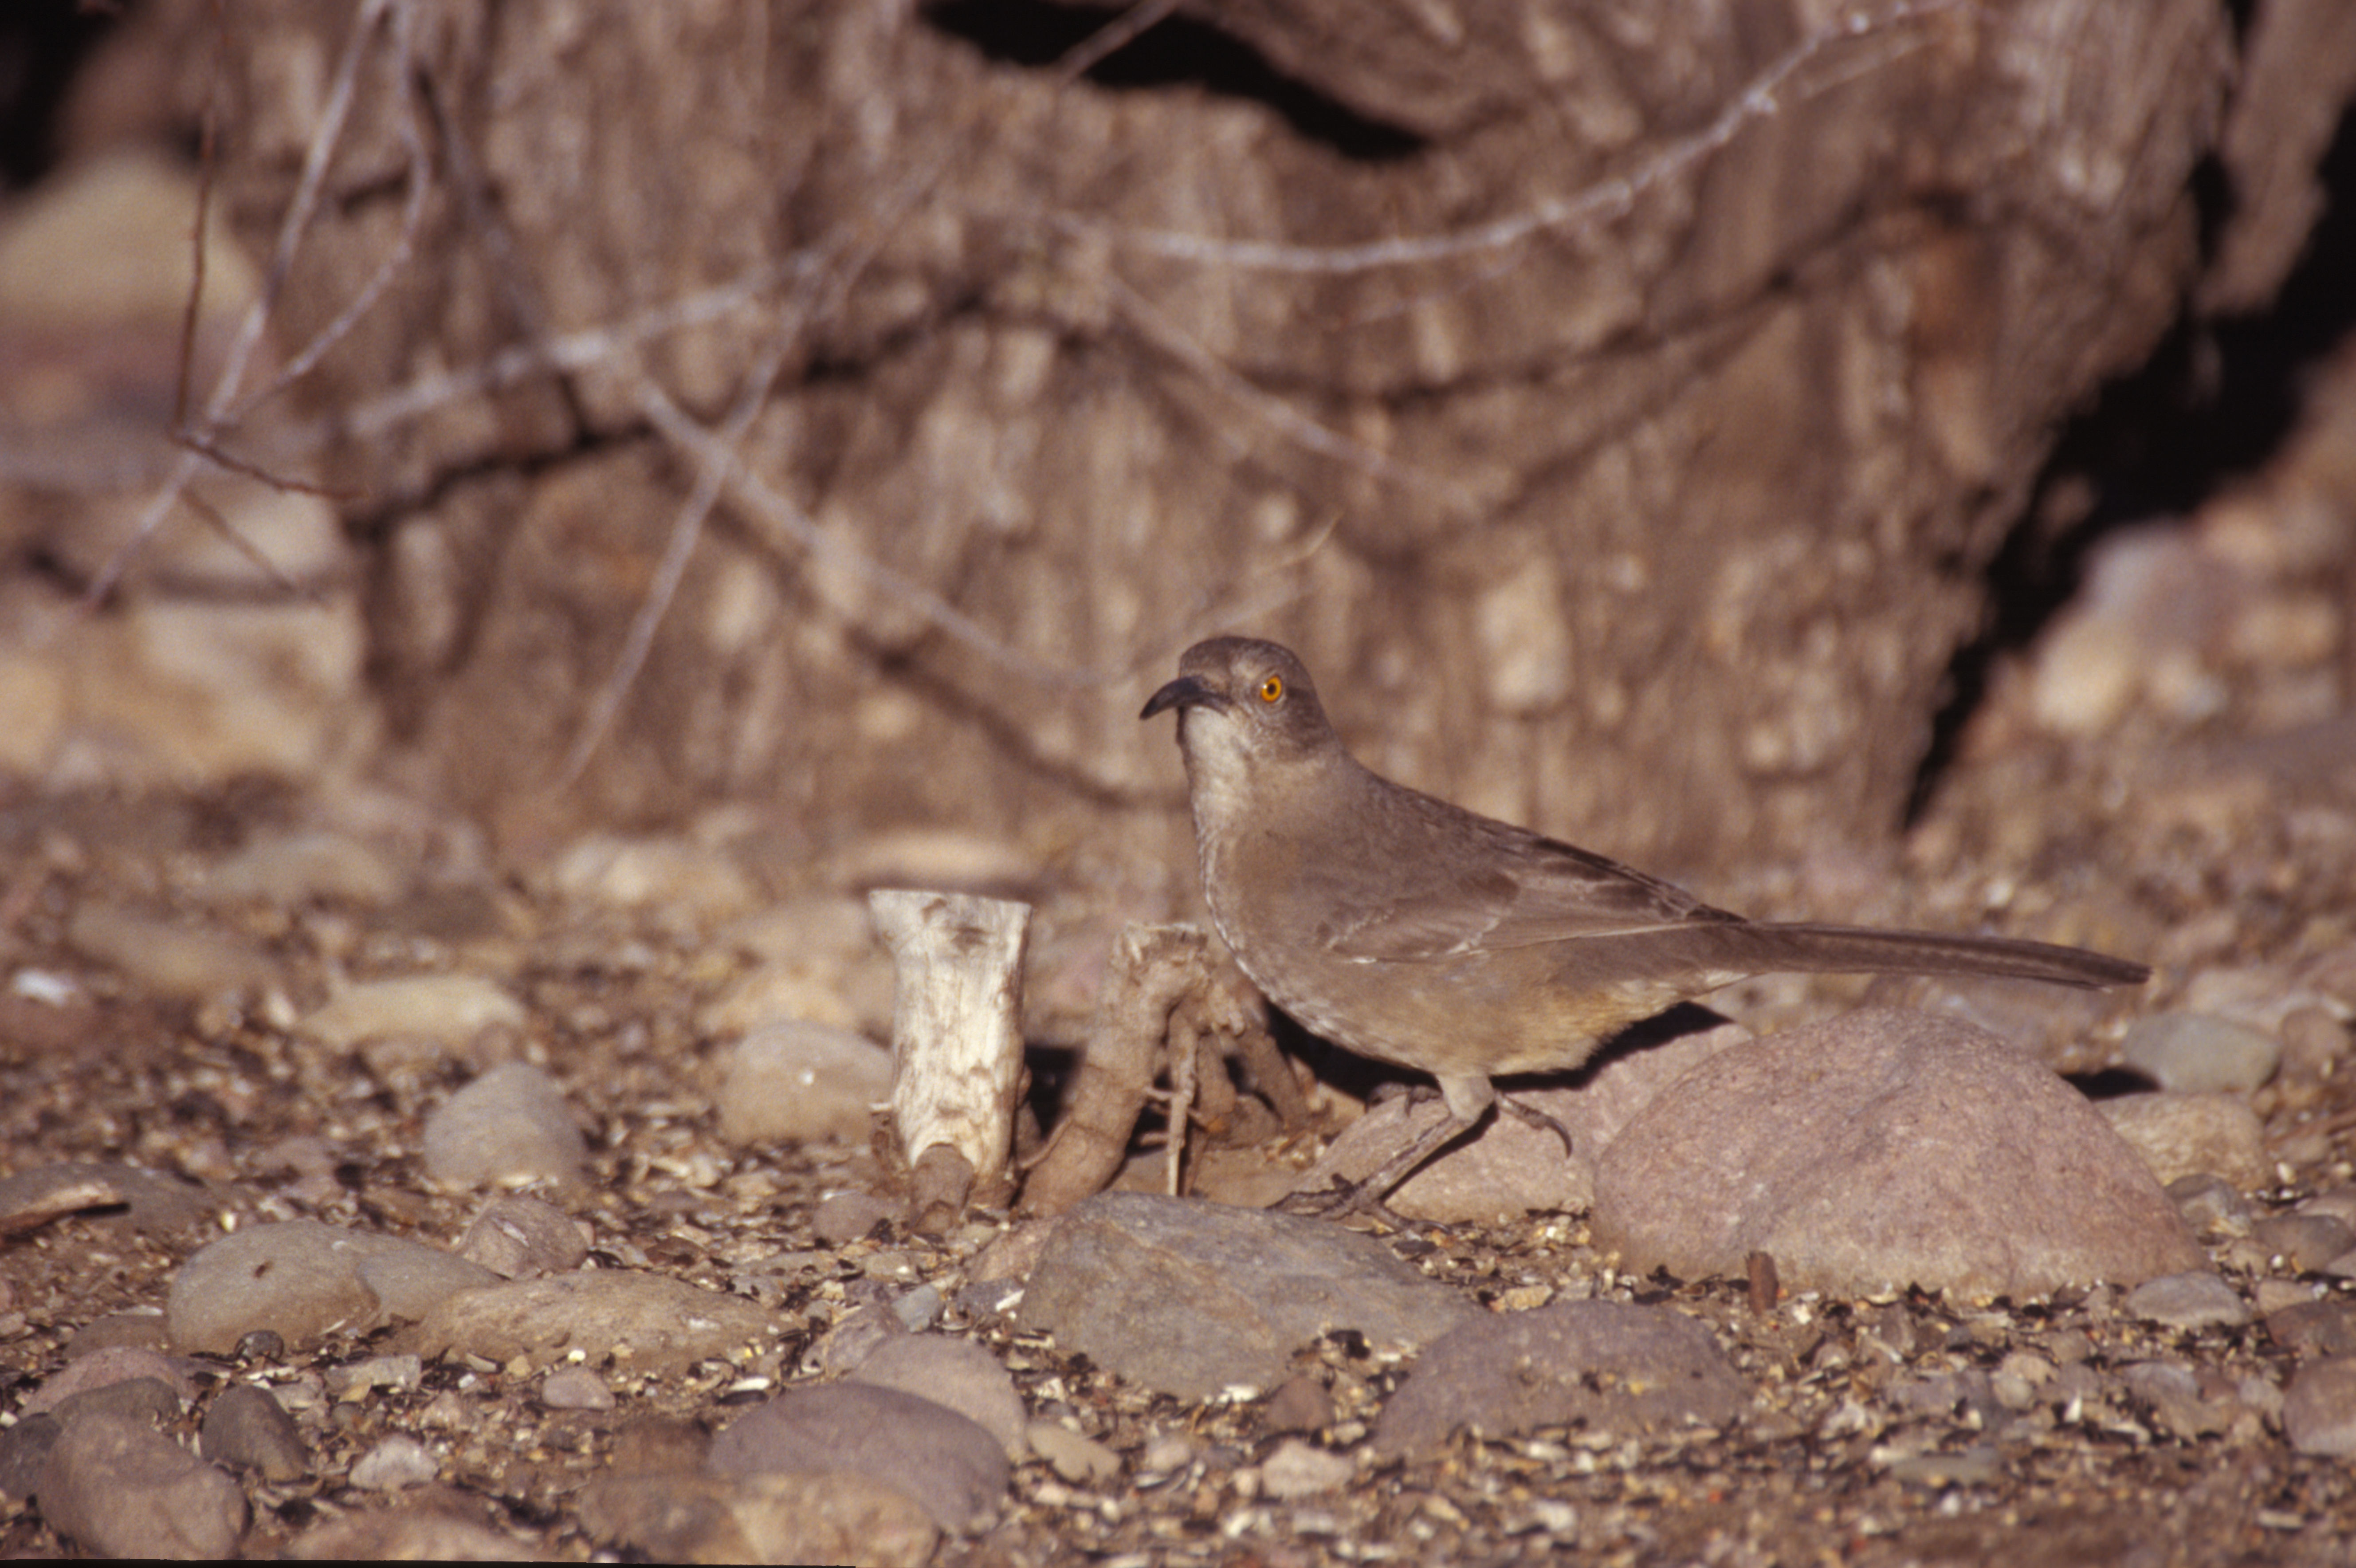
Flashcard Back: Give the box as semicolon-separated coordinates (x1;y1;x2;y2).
1497;1093;1575;1158
1273;1177;1451;1239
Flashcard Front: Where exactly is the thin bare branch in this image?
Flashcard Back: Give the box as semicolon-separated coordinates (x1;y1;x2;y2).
1048;0;1966;275
1107;275;1479;512
555;0;1198;774
86;0;405;609
231;0;431;420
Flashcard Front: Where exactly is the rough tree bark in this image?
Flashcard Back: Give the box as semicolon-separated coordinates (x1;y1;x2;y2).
91;0;2349;884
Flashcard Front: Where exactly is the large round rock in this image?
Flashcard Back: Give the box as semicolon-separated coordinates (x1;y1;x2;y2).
1592;1007;2207;1297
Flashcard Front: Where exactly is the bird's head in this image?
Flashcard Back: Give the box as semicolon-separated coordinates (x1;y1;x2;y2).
1141;637;1341;801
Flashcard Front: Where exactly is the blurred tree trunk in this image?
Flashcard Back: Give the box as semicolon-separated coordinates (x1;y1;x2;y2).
124;0;2345;881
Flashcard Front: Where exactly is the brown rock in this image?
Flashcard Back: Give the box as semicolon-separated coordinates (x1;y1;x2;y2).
1593;1009;2208;1296
1372;1300;1747;1456
1015;1192;1475;1399
38;1412;249;1559
708;1382;1006;1533
404;1270;782;1375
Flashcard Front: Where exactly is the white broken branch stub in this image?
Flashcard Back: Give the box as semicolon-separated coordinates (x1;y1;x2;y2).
868;888;1033;1212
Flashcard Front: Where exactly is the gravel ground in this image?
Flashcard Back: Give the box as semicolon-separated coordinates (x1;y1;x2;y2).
5;361;2356;1560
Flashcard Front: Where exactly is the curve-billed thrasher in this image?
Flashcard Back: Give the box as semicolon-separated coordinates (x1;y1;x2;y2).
1142;636;2148;1215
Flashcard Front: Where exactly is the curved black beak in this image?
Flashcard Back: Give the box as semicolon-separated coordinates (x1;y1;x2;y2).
1141;674;1225;722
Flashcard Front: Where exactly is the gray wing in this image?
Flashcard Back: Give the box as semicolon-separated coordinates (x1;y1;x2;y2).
1318;786;1742;962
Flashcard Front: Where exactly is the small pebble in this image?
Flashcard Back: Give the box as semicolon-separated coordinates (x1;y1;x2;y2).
2164;1173;2254;1236
853;1334;1027;1458
1026;1421;1121;1485
349;1434;440;1491
1257;1437;1354;1498
2282;1359;2356;1456
53;1376;181;1427
300;973;526;1053
422;1062;587;1189
715;1022;892;1148
541;1365;616;1411
812;1189;895;1245
2124;1270;2251;1331
1138;1431;1198;1478
329;1353;424;1400
460;1194;590;1279
235;1329;287;1364
200;1384;313;1482
890;1283;944;1332
2121;1012;2281;1094
23;1345;191;1416
0;1414;59;1504
2279;1006;2349;1079
1260;1373;1337;1435
2251;1214;2356;1271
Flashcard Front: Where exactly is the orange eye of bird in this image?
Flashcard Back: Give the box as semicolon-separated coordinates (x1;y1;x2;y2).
1258;675;1284;703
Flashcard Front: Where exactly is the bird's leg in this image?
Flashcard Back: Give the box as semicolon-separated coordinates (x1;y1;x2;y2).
1276;1074;1496;1230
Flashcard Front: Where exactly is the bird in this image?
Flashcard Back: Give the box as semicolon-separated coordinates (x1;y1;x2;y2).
1141;635;2149;1219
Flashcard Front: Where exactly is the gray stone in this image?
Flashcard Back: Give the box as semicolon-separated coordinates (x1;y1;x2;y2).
404;1269;782;1375
812;1187;896;1244
710;1382;1007;1532
2124;1270;2251;1331
1027;1421;1120;1484
38;1412;249;1558
200;1383;313;1482
1259;1372;1338;1436
168;1219;501;1354
1886;1446;2003;1488
2266;1299;2356;1359
284;1509;538;1561
1258;1437;1354;1497
64;904;277;1001
326;1352;424;1399
2097;1092;2269;1190
300;973;526;1052
1371;1300;1747;1456
200;828;406;907
2164;1172;2254;1236
715;1021;893;1148
458;1194;590;1278
540;1364;616;1410
579;1468;936;1568
2283;1358;2356;1457
2250;1213;2356;1271
2118;1360;2226;1439
422;1062;587;1190
1592;1009;2209;1296
21;1344;192;1415
52;1375;181;1427
0;1413;59;1502
1017;1192;1476;1400
67;1308;175;1357
549;832;761;918
889;1283;943;1332
2120;1011;2281;1094
349;1433;440;1490
0;1161;215;1238
851;1334;1029;1458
